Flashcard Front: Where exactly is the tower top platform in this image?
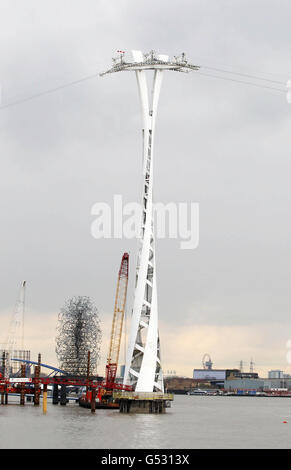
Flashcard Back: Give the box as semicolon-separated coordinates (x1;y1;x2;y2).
100;50;200;76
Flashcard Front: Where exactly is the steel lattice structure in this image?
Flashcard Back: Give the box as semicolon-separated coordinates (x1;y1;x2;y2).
101;50;199;392
105;252;129;387
2;281;26;377
56;296;101;376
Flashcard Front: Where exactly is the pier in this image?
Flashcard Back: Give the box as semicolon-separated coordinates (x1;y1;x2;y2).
113;391;173;414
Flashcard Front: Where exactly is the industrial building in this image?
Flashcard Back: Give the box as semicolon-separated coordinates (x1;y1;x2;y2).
263;378;291;390
193;369;227;381
224;378;264;392
193;369;246;384
268;370;284;379
224;377;291;392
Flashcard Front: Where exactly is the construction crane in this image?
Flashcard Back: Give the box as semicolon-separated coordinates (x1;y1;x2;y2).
3;281;26;377
80;253;130;408
105;252;129;389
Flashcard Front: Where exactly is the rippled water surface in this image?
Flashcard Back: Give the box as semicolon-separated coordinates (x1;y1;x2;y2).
1;395;291;449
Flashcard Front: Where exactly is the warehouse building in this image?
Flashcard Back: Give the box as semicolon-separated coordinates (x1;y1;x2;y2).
263;378;291;390
193;369;242;381
224;378;264;391
268;370;284;379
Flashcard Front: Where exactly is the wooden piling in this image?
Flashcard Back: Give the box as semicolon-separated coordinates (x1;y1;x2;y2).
34;365;40;405
20;364;26;405
52;384;59;404
1;352;5;405
43;384;47;414
91;388;96;413
60;384;67;405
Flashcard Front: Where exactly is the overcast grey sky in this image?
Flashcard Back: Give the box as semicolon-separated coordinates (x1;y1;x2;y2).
1;0;291;375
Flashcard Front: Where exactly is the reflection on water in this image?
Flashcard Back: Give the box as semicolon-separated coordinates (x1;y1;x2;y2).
1;395;291;449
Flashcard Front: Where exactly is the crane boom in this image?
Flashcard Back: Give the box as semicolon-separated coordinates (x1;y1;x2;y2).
105;253;129;388
3;281;26;377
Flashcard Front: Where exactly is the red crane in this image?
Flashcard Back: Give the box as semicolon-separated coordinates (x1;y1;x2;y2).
105;252;129;389
79;253;131;407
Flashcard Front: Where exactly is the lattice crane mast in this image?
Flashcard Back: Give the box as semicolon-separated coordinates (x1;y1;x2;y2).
105;253;129;388
4;281;26;377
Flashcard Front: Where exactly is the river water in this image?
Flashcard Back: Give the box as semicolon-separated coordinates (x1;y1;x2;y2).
1;395;291;449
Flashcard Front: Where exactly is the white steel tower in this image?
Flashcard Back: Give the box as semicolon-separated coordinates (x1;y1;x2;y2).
101;50;199;392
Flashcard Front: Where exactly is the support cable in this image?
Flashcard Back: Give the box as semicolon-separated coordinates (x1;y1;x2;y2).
0;64;288;112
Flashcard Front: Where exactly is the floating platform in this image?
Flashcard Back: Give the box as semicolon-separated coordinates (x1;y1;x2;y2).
113;391;174;413
78;397;119;409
